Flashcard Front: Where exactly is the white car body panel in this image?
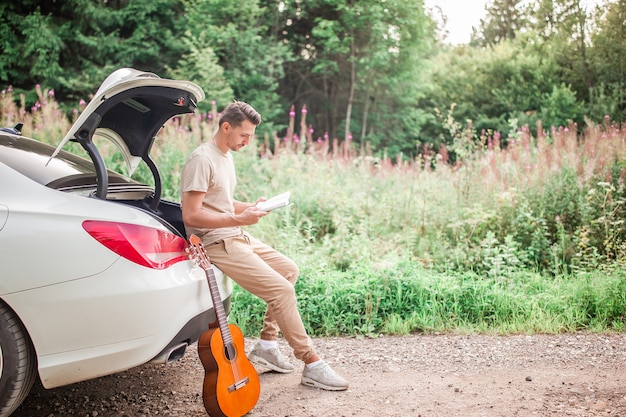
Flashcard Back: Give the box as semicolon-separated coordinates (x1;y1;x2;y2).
0;162;231;388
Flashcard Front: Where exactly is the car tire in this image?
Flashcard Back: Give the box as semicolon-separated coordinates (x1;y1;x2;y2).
0;301;36;417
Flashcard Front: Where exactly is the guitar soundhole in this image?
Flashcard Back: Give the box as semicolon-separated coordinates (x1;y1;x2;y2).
224;344;237;361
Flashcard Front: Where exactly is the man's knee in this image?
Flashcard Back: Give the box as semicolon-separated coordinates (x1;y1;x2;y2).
270;279;297;305
284;260;299;284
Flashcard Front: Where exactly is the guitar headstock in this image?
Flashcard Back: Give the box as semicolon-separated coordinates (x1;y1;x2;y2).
187;234;211;270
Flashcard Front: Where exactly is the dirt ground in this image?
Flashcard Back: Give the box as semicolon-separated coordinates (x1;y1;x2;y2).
11;333;626;417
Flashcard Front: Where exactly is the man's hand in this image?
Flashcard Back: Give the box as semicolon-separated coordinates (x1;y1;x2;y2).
238;205;269;224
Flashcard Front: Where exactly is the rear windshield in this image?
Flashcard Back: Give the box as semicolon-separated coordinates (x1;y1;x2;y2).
0;134;130;187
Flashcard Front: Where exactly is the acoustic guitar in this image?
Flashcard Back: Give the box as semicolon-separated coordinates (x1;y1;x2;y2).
187;234;260;417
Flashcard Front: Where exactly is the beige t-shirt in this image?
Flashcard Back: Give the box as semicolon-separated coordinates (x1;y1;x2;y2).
180;141;240;244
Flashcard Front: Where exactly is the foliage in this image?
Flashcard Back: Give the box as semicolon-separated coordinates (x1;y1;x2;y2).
6;89;626;277
270;0;434;156
588;0;626;121
4;91;626;336
0;0;187;108
166;35;234;113
3;1;626;157
425;31;605;143
540;83;584;128
181;0;291;134
473;0;529;46
231;263;626;336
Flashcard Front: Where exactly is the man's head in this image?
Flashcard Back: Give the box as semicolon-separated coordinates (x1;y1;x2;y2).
216;101;261;152
219;101;262;128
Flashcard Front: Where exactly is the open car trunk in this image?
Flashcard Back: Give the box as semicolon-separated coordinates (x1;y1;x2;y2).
47;68;205;236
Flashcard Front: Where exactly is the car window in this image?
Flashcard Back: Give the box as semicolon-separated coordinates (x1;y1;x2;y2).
0;134;132;188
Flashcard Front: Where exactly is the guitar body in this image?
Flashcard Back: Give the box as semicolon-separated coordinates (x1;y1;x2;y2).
197;324;261;417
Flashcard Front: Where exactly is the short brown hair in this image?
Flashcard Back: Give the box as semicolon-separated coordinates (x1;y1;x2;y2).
219;101;262;127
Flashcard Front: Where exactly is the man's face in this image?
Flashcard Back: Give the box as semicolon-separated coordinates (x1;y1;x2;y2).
224;120;256;151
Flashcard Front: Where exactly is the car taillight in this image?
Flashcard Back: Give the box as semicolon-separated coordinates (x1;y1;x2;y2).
82;220;188;270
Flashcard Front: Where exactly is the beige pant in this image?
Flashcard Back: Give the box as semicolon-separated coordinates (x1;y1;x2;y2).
205;231;316;362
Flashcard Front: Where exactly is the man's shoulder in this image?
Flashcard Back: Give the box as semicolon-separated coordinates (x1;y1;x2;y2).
185;143;216;164
191;142;214;156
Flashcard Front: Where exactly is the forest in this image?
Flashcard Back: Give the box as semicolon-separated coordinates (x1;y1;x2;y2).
2;0;625;159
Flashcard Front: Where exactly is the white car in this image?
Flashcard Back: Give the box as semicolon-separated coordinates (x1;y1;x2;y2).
0;68;231;416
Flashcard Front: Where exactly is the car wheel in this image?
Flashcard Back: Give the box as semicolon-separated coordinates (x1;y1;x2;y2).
0;302;36;417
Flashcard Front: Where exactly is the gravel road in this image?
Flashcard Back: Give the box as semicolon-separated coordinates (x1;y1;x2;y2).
11;333;626;417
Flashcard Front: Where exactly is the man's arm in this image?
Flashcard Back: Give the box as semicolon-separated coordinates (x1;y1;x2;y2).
181;191;267;229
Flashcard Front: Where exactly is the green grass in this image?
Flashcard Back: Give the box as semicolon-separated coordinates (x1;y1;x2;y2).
229;261;626;336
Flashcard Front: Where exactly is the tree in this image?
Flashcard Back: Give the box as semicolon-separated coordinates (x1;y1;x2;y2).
473;0;529;47
182;0;291;133
273;0;434;155
419;33;579;148
0;0;187;107
588;0;626;121
527;0;596;105
166;35;234;113
540;83;584;127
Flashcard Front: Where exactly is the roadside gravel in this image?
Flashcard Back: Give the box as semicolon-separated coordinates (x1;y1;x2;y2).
12;333;626;417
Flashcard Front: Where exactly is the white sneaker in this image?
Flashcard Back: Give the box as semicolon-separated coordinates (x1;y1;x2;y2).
301;362;349;391
248;342;295;373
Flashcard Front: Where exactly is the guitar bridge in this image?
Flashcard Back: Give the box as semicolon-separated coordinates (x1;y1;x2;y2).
228;376;250;393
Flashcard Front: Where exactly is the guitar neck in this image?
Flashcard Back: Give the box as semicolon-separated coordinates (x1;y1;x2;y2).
204;266;233;345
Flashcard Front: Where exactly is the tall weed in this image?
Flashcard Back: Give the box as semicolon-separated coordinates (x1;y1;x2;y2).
3;90;626;335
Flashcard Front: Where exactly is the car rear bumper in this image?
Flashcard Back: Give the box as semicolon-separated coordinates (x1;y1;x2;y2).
149;295;232;364
3;258;232;389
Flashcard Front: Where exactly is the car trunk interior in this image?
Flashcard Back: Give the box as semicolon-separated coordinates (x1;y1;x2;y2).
114;197;187;238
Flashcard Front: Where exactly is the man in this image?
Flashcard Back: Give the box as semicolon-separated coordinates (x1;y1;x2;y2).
180;101;349;391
